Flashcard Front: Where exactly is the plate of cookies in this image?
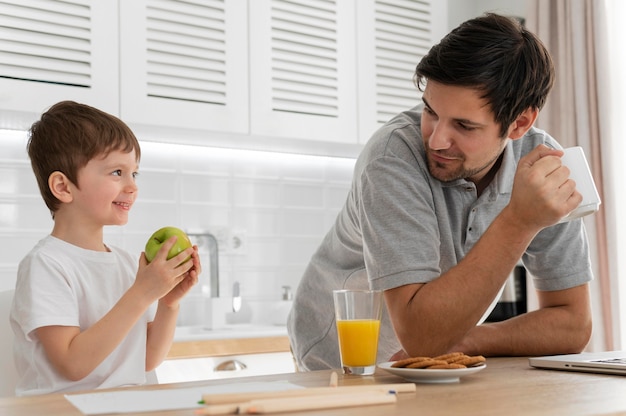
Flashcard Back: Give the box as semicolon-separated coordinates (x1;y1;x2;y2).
378;353;486;383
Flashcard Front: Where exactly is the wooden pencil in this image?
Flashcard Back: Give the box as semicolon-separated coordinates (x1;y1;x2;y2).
329;371;339;387
243;391;397;414
200;382;416;405
195;391;397;415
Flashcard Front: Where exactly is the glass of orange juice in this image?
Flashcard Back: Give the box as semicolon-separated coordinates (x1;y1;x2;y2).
333;289;383;375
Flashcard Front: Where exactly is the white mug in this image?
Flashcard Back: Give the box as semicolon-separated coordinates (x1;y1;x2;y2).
559;146;601;222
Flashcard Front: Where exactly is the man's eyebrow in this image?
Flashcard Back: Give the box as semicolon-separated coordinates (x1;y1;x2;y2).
422;96;485;128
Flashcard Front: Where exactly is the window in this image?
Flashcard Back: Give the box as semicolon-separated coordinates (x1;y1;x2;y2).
602;0;626;348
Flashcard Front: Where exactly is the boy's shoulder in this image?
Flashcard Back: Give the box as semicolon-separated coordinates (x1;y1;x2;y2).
21;235;136;267
22;235;61;260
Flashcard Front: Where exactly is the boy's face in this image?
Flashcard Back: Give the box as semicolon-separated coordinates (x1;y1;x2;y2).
420;80;509;187
71;149;139;226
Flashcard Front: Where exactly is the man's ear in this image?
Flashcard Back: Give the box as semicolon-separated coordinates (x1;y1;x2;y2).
48;171;74;203
507;107;539;140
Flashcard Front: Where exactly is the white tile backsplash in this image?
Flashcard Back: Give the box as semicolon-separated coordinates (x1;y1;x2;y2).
0;131;356;325
283;210;326;235
232;181;281;207
283;184;325;208
181;176;231;203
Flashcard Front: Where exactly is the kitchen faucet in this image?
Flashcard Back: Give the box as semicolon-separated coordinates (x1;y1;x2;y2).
187;232;219;298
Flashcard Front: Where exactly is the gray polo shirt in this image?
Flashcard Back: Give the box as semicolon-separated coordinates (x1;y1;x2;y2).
288;107;593;371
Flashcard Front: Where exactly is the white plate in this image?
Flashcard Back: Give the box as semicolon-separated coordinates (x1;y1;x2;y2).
378;361;486;383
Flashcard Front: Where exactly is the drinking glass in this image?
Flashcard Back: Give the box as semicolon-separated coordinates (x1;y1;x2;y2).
333;289;383;375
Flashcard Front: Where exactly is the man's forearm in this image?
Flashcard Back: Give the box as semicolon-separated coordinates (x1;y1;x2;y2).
453;289;592;356
389;207;543;357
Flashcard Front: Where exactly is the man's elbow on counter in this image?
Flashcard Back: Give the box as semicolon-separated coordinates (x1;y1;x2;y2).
567;319;593;354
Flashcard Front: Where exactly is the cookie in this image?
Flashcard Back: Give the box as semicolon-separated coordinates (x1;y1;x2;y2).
391;356;431;368
390;353;486;369
433;352;465;363
406;359;448;369
452;355;486;367
427;363;467;369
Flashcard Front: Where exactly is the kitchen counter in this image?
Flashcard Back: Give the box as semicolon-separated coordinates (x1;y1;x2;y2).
168;325;290;359
173;325;287;342
5;357;626;415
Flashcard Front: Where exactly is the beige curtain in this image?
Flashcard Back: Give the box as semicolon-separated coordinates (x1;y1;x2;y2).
525;0;612;350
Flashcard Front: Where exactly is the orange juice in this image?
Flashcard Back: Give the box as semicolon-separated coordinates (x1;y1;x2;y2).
336;319;380;366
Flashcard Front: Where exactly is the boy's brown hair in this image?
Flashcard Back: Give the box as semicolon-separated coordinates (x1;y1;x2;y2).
27;101;141;214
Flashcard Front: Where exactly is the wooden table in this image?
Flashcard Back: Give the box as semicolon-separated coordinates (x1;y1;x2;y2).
2;357;626;415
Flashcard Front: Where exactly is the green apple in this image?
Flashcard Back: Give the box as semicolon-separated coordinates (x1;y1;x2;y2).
144;226;192;264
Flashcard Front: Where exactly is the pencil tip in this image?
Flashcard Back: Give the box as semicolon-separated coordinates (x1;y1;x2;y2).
329;371;339;387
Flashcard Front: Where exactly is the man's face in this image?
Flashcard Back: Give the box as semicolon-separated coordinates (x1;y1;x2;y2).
421;81;509;187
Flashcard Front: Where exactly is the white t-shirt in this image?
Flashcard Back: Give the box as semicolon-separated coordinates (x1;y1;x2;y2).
10;235;154;396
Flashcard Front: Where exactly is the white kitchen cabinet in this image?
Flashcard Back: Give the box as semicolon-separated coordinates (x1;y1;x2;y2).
0;0;446;153
119;0;249;134
250;0;447;145
249;0;358;144
356;0;448;143
0;0;119;128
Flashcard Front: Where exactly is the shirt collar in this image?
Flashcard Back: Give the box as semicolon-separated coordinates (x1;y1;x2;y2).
493;141;516;195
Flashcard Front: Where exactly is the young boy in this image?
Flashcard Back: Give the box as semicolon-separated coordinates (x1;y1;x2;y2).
9;101;201;396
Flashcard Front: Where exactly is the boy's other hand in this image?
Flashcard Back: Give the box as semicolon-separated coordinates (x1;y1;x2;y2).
134;236;199;306
160;244;201;308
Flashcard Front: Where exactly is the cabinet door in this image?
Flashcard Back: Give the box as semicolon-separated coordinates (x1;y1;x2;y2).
0;0;118;126
119;0;248;134
356;0;447;144
249;0;358;144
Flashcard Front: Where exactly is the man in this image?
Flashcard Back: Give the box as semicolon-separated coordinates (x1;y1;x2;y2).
287;13;592;371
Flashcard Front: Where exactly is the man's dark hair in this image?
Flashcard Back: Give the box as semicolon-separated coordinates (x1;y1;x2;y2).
415;13;554;137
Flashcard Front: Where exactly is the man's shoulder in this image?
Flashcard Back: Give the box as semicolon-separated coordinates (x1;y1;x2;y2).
377;106;423;139
514;126;562;155
359;106;424;162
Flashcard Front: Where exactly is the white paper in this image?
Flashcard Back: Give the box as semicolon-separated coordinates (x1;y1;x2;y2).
64;380;303;415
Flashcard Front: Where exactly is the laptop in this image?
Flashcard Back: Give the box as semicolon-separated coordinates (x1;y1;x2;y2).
529;351;626;376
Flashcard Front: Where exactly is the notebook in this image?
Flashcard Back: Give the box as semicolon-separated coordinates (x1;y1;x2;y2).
529;351;626;376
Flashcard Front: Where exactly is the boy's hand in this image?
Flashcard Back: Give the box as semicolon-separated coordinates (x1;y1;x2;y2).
160;244;201;308
134;236;198;305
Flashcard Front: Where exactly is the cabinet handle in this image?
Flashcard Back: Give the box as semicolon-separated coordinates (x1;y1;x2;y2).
214;359;247;371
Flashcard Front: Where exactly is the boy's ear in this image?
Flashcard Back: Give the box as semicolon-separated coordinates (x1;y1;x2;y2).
507;107;539;140
48;171;74;203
